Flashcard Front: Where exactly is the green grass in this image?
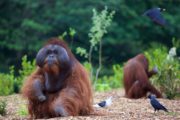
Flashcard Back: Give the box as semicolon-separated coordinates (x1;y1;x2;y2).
16;104;28;116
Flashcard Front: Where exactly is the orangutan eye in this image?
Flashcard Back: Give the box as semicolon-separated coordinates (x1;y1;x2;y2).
47;50;52;55
54;50;58;54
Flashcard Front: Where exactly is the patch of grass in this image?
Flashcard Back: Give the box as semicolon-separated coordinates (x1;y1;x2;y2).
16;104;28;116
167;111;179;117
0;99;7;116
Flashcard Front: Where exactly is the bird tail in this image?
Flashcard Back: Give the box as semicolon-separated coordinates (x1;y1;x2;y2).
161;104;168;112
93;96;112;108
163;107;168;112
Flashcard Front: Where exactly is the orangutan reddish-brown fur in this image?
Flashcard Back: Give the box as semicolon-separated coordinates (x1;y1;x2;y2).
123;54;162;99
21;38;93;119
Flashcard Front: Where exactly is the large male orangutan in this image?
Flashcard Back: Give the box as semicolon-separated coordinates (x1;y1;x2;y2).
123;54;162;99
21;38;93;119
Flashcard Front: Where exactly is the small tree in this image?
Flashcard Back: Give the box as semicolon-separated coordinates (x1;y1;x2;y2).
76;7;115;89
89;7;115;84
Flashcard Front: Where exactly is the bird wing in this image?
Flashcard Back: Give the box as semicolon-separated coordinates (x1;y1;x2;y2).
98;101;106;107
151;99;168;111
151;13;166;26
144;8;166;26
94;96;112;108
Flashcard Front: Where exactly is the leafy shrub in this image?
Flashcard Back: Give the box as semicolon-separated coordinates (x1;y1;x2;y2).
15;55;36;92
88;7;115;83
0;99;7;116
145;46;180;99
76;47;88;58
76;7;115;90
0;72;14;96
95;64;123;91
0;55;36;95
83;62;92;73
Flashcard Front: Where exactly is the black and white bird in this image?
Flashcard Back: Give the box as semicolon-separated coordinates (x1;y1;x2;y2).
143;7;166;26
148;94;168;113
94;96;112;108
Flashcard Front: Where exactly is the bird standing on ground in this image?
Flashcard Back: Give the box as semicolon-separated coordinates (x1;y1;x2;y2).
94;96;112;108
148;94;168;113
143;7;166;26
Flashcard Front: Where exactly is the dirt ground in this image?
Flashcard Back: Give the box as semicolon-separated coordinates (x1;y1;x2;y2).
0;89;180;120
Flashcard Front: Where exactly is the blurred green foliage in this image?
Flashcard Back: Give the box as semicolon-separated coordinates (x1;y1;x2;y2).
83;62;123;91
95;64;123;91
16;55;36;92
145;46;180;99
0;67;14;95
0;0;180;72
75;7;118;91
0;1;179;97
0;55;35;95
16;104;28;116
0;99;6;116
76;47;88;58
88;7;115;86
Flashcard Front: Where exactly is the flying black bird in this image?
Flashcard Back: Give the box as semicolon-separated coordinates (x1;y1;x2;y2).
93;96;112;108
143;7;166;26
148;94;168;113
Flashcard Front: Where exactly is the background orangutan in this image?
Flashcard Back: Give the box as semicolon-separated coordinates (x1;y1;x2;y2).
21;38;93;119
123;54;162;99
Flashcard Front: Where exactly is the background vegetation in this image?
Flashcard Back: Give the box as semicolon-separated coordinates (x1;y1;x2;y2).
0;1;179;98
